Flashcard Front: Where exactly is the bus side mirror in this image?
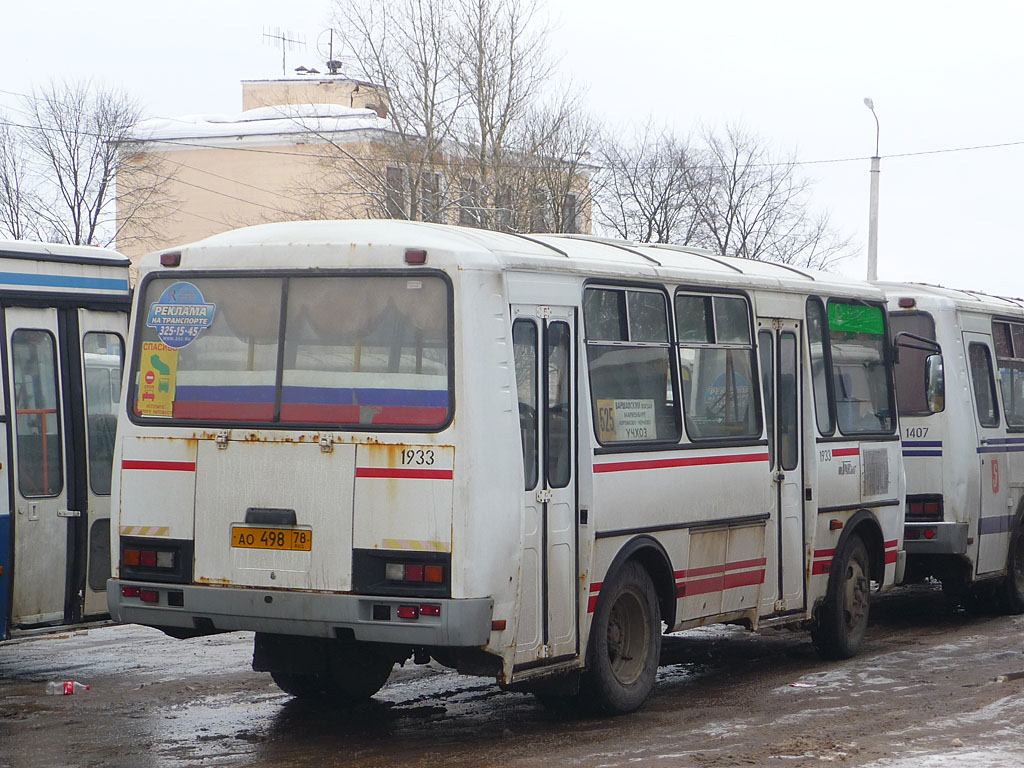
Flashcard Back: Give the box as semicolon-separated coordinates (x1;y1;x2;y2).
925;353;945;413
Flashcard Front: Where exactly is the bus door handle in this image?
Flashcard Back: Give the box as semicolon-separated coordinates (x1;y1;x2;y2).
774;471;785;484
536;489;552;503
57;509;82;518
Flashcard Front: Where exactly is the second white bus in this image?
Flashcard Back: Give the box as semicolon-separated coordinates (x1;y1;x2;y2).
108;220;909;713
885;283;1024;612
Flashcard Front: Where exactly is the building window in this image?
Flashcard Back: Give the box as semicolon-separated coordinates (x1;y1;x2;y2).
385;166;405;219
420;172;441;223
459;178;481;227
530;190;549;233
561;193;578;234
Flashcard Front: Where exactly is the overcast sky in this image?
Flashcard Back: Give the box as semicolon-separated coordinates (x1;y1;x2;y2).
2;1;1022;295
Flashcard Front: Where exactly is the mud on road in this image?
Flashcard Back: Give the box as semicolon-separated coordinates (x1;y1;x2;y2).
2;584;1024;768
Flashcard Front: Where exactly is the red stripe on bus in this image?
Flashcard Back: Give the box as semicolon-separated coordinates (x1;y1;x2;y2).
355;467;454;480
589;582;602;593
885;550;898;564
884;539;898;549
594;452;770;474
813;548;836;558
831;448;860;457
679;563;726;578
122;460;196;472
677;575;724;597
677;568;766;597
587;595;600;613
723;569;766;590
811;560;832;575
675;557;767;579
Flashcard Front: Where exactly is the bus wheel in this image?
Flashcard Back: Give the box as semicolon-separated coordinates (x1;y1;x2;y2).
583;560;661;715
812;535;870;660
998;518;1024;614
270;670;327;699
270;643;394;705
324;643;395;704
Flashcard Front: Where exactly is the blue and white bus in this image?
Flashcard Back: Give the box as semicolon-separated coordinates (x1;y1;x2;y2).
0;240;130;640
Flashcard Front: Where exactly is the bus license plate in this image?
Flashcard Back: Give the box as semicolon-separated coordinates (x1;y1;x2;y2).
231;526;312;552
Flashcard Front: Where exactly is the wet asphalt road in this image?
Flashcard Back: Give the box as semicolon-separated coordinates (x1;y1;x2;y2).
2;583;1024;767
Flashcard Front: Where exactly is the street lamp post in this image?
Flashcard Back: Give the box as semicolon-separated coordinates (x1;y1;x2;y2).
864;97;880;282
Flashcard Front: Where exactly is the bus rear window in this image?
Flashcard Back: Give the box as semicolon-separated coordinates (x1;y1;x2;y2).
131;274;451;430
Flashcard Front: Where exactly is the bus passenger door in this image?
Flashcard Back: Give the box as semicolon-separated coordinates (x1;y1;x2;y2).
964;332;1010;575
758;320;805;611
5;306;71;627
512;305;578;665
77;310;126;617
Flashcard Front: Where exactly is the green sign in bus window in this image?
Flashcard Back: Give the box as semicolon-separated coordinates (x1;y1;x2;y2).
828;302;884;335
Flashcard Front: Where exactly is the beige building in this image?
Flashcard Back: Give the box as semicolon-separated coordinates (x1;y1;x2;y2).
117;77;591;266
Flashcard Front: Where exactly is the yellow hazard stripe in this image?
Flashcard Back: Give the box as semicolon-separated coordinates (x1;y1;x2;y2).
381;538;450;553
119;526;170;537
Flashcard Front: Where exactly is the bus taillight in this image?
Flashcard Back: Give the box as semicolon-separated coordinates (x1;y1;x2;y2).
385;562;445;583
123;547;175;570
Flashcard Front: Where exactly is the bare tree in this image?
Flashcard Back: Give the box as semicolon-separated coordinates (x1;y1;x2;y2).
519;93;600;234
310;0;581;232
594;122;701;244
323;0;462;222
21;80;174;248
452;0;555;229
596;123;853;269
691;124;850;269
0;117;36;240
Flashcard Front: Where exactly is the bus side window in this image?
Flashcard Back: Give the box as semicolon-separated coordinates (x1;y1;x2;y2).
512;319;539;490
546;322;571;489
968;342;1000;428
994;320;1024;429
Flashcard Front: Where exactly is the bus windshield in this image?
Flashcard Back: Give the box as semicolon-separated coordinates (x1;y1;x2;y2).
131;273;452;429
889;312;936;417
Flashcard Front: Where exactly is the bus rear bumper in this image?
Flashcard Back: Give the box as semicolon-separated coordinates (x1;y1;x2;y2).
107;580;493;646
903;522;969;555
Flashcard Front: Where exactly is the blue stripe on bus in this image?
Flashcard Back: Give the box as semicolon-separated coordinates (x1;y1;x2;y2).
903;440;942;447
281;386;448;407
979;514;1014;535
175;385;276;404
903;450;942;457
977;444;1024;454
0;271;129;292
174;384;449;407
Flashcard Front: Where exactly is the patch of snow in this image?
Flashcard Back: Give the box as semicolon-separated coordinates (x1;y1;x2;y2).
131;104;389;142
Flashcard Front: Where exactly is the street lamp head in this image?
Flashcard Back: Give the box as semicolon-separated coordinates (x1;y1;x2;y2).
863;97;875;110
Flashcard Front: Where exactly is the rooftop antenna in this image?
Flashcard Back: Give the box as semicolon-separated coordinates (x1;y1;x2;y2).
262;27;306;76
317;29;343;75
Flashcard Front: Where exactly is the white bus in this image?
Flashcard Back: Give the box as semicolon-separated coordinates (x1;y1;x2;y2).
0;240;129;640
107;220;907;713
884;283;1024;611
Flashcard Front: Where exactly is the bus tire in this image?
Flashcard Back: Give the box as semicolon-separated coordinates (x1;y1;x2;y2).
812;535;870;660
270;670;327;699
583;560;661;715
998;516;1024;615
270;644;394;705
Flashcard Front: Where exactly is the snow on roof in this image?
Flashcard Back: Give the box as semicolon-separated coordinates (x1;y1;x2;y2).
131;103;389;142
